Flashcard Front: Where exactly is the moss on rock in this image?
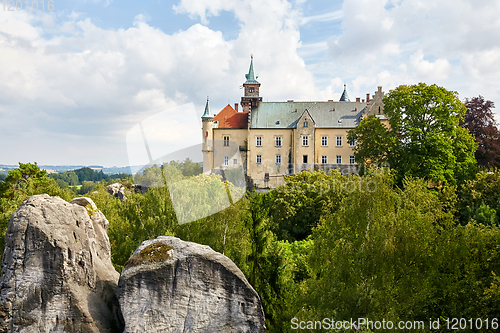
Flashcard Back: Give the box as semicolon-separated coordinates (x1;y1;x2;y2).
125;243;173;267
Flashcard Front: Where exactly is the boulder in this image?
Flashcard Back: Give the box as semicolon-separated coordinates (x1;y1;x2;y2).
0;194;123;332
118;236;266;333
106;183;126;200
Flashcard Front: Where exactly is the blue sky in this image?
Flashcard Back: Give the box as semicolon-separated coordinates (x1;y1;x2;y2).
1;0;500;166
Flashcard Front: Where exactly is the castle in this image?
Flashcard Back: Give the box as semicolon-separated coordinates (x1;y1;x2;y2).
201;56;388;189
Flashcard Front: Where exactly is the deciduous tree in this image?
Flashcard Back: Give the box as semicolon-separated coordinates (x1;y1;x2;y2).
349;83;478;185
461;96;500;167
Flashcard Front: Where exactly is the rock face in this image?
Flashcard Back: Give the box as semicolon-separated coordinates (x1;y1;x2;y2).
0;194;123;332
106;183;127;200
118;236;266;333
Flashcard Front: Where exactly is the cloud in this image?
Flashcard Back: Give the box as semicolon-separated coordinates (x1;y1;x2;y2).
0;0;322;165
300;10;344;25
410;50;451;81
2;0;500;166
312;0;500;104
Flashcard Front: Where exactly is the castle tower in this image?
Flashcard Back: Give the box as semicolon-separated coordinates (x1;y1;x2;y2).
201;97;214;173
240;55;263;113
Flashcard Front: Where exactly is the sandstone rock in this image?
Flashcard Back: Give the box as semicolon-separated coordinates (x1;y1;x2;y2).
0;194;123;332
106;183;127;200
118;236;266;333
131;184;148;195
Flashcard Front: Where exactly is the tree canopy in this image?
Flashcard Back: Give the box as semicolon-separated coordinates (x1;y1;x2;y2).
349;83;478;185
460;96;500;168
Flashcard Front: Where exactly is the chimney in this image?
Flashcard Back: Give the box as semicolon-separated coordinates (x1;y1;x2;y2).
366;93;370;103
356;97;360;102
235;103;239;112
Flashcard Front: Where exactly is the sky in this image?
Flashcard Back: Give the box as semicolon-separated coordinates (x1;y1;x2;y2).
1;0;500;167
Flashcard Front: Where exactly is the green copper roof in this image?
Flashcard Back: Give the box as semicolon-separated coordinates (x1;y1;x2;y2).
244;55;260;85
202;97;212;118
340;84;350;102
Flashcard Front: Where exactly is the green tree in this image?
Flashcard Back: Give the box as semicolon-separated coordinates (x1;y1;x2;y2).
347;116;392;166
79;180;97;194
301;174;500;330
349;83;478;185
55;179;69;189
0;162;74;259
266;170;347;242
456;170;500;225
89;185;178;272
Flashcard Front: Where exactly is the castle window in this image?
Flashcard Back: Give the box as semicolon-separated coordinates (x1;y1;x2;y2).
321;136;328;146
336;136;342;147
303;155;308;163
257;155;262;164
322;155;327;164
336;155;342;164
234;159;238;165
249;87;255;93
275;136;282;147
223;136;229;147
256;136;262;147
349;138;356;147
350;155;355;164
224;156;229;166
302;136;309;146
276;155;281;164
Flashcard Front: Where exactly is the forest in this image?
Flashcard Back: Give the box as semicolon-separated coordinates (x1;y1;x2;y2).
1;84;500;332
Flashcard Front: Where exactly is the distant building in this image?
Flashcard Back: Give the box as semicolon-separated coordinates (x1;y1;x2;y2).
202;56;388;189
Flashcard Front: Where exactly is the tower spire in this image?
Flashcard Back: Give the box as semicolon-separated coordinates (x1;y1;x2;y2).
244;55;259;84
340;83;350;102
202;96;212;118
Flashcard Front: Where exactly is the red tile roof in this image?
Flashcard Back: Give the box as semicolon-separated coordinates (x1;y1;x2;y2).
213;104;248;129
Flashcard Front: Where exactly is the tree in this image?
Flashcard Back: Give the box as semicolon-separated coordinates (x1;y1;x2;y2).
0;162;74;259
347;116;392;167
266;170;346;242
349;83;478;185
461;96;500;168
304;175;500;326
79;181;97;194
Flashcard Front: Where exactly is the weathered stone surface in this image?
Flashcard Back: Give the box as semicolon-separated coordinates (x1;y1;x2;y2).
106;183;127;201
118;236;266;333
0;194;123;332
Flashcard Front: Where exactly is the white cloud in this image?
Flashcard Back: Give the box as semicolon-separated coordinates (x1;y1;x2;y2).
0;0;322;165
309;0;500;106
410;50;451;80
300;10;344;25
2;0;500;166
